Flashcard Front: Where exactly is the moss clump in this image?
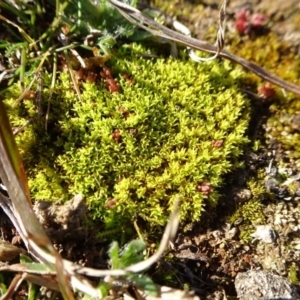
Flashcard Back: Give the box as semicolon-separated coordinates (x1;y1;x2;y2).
4;43;250;228
229;198;265;242
288;263;299;285
247;171;268;199
228;175;266;242
267;99;300;164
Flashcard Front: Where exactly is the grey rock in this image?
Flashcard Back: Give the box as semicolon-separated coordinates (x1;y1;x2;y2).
251;225;278;244
235;270;300;300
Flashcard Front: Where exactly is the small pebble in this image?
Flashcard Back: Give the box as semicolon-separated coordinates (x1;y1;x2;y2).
251;225;278;243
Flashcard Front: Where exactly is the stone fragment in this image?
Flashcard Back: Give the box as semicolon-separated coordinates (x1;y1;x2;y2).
235;270;300;300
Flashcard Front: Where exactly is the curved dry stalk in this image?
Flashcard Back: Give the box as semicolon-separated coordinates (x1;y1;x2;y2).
0;101;75;300
62;198;180;278
64;50;82;102
13;45;57;107
0;192;180;297
1;273;25;300
0;15;37;50
126;198;180;273
185;0;227;62
108;0;300;96
45;53;57;130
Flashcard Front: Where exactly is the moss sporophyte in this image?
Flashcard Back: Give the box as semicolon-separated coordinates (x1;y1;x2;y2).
4;43;250;228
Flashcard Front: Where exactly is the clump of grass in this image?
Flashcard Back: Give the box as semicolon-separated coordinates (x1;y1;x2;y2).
0;0;142;95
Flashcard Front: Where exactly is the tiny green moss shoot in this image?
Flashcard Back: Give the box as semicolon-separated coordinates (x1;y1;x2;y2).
4;43;250;228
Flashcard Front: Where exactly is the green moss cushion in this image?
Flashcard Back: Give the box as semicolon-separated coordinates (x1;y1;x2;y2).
4;43;250;227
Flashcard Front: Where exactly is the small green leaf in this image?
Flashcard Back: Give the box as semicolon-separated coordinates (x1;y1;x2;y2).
108;241;120;269
119;240;146;268
128;274;158;296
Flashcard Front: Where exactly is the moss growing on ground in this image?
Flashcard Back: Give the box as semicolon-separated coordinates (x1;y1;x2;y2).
229;198;265;242
267;98;300;164
4;43;250;228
